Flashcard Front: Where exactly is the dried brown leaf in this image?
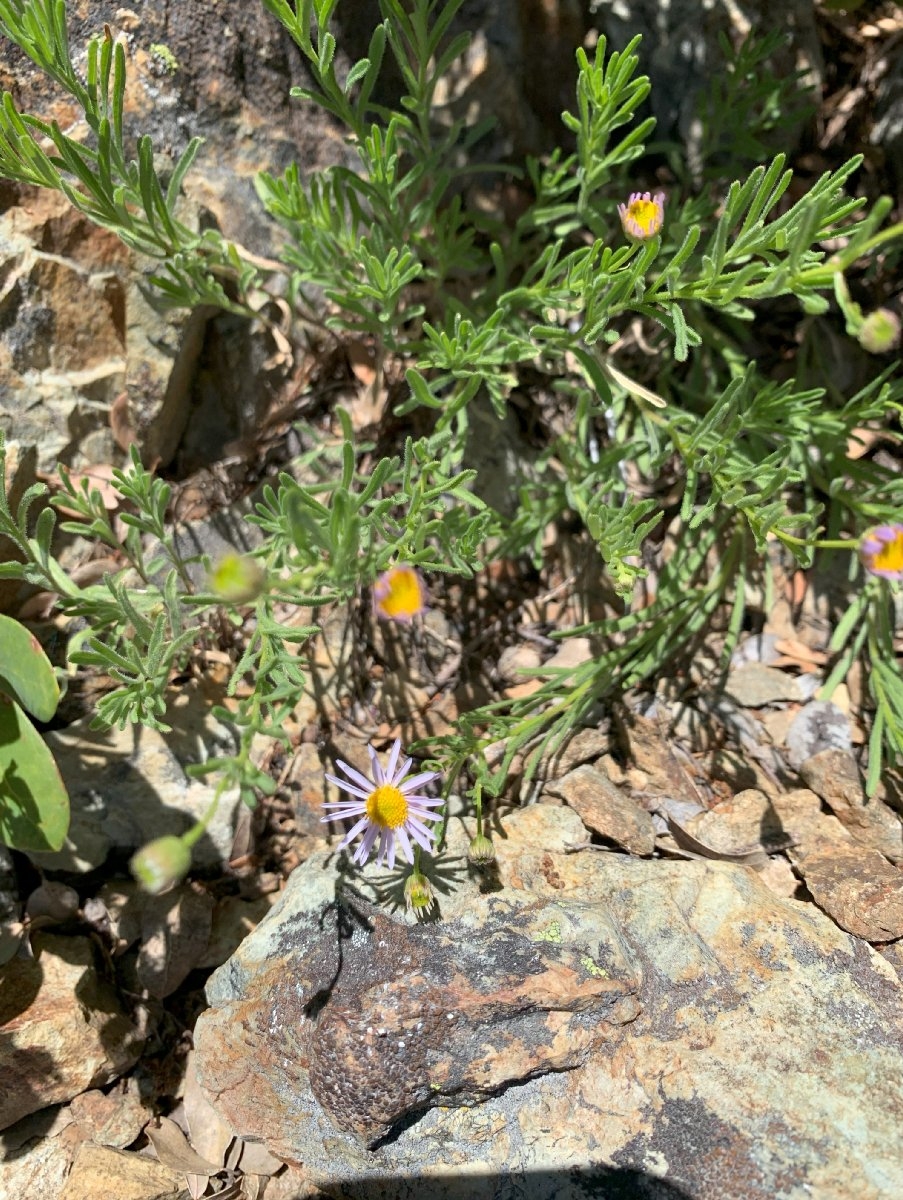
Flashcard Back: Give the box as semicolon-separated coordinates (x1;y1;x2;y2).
225;1137;244;1171
346;338;378;386
60;1141;183;1200
145;1115;223;1176
187;1171;208;1199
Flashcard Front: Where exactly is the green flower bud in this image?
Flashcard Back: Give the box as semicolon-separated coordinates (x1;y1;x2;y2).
130;835;192;894
404;869;434;913
858;309;901;355
209;553;266;603
468;834;496;866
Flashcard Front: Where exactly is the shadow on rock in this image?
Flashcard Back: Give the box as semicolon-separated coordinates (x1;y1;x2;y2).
321;1165;695;1199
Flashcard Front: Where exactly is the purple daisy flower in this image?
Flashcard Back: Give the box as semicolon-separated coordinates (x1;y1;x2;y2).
323;738;443;869
859;523;903;581
372;565;428;624
618;190;666;241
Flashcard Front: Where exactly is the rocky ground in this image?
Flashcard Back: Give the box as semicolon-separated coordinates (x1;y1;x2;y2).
1;2;903;1199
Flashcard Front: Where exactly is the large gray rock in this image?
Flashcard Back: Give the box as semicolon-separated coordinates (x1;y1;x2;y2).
194;805;903;1199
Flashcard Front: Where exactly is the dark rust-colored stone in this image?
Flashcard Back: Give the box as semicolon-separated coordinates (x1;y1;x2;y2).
203;893;640;1147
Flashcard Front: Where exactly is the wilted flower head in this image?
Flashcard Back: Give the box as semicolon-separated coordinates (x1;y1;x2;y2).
860;523;903;581
404;869;435;914
467;833;496;866
323;738;443;868
618;190;666;241
858;308;901;355
373;565;428;624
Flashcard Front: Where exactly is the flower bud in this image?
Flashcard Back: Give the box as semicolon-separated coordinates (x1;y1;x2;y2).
130;835;192;894
404;869;434;913
467;834;496;866
858;309;901;355
209;553;266;603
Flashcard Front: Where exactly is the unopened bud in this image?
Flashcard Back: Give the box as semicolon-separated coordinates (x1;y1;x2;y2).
209;553;266;603
130;835;192;894
858;308;901;355
404;869;434;913
467;834;496;866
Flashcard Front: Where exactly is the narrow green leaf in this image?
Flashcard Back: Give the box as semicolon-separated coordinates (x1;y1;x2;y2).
165;136;203;211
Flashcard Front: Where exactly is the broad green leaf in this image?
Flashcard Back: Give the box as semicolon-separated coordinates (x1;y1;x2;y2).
0;698;69;852
0;613;59;721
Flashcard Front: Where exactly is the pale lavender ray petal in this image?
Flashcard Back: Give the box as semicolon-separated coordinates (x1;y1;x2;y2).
407;803;444;823
394;825;414;864
404;795;445;809
369;744;386;786
394;757;413;784
375;828;393;867
335;760;377;792
399;771;440;793
324;774;370;800
408;822;436;852
352;825;379;864
321;802;368;820
406;813;439;839
385;739;402;781
336;815;370;847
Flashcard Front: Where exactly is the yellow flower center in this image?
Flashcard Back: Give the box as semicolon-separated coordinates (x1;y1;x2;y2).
366;784;408;829
378;567;424;619
873;534;903;573
627;197;660;235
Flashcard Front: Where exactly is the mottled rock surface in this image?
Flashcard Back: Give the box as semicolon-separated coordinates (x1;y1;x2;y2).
545;763;656;856
0;933;142;1131
800;748;903;862
195;806;903;1199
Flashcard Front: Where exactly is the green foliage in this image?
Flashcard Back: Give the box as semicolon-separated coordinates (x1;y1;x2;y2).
0;0;901;887
691;30;816;174
0;613;69;852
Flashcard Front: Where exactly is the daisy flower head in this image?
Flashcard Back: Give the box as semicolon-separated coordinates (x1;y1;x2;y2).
618;190;666;241
323;738;443;869
373;565;428;624
859;523;903;581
